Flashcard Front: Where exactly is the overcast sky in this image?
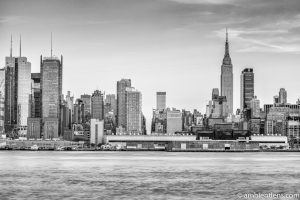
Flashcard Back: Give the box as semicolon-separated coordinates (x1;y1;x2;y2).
1;0;300;129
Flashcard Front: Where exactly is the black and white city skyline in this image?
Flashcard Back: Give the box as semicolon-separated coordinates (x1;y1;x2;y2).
1;1;300;200
1;0;300;125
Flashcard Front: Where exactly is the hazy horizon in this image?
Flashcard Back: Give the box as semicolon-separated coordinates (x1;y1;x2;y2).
1;0;300;130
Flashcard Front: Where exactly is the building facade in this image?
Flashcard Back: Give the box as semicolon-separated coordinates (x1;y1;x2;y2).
80;94;91;121
166;109;182;134
16;57;31;127
4;57;17;132
279;88;287;104
240;68;254;110
105;94;116;114
73;99;84;124
27;118;41;139
91;90;104;120
40;55;63;139
156;92;166;110
212;88;219;100
0;69;5;133
287;114;300;140
117;79;131;128
250;96;260;118
126;87;142;133
31;73;41;118
151;109;167;133
90;119;104;146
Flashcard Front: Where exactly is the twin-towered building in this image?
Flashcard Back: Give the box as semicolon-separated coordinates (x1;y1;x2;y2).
1;35;63;139
3;37;32;136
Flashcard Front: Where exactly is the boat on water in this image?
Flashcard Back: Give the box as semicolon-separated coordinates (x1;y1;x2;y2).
30;145;39;151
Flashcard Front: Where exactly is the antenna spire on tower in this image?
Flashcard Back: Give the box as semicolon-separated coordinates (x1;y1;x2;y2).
225;28;230;56
10;34;12;58
19;34;22;57
51;32;53;58
226;27;228;43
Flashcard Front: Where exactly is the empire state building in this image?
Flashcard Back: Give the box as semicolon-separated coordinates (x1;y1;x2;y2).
221;29;233;115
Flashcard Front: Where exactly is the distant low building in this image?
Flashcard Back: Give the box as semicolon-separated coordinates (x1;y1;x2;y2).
167;109;182;134
126;87;142;134
27;118;41;140
250;135;288;149
90;119;104;146
250;96;260;118
43;117;59;139
151;109;167;134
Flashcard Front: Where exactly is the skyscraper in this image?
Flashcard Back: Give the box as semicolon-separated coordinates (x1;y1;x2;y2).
4;36;32;133
91;90;104;120
40;54;63;139
279;88;287;104
126;87;142;133
4;36;17;132
156;92;166;110
105;94;117;114
80;94;91;122
166;108;182;134
30;73;41;118
90;119;104;146
73;99;84;124
65;91;73;126
273;95;279;104
240;68;254;110
16;57;31;127
117;79;131;128
250;96;260;118
0;68;5;133
220;29;233;116
212;88;219;100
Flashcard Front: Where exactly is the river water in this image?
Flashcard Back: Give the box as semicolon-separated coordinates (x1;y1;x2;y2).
0;152;299;200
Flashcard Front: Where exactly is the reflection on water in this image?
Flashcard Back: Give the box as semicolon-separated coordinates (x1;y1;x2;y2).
0;152;300;200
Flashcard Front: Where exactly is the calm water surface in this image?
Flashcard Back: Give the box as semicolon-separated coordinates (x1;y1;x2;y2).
0;152;299;200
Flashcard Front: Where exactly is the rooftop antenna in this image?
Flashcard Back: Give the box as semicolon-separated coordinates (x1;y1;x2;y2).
51;32;53;58
10;34;12;58
19;34;21;57
225;27;230;56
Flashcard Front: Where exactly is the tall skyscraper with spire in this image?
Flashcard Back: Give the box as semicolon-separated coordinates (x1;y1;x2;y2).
4;35;17;132
40;33;63;139
4;35;31;133
220;28;233;116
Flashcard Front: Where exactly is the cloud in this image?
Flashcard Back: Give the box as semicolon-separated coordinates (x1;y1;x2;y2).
168;0;237;5
0;16;26;24
213;26;300;54
198;0;300;54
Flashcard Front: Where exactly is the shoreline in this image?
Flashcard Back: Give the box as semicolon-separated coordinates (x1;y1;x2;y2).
1;149;300;152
